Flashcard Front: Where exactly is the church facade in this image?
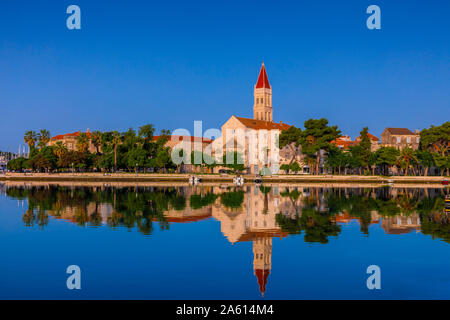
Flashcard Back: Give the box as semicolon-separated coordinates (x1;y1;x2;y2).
209;63;303;174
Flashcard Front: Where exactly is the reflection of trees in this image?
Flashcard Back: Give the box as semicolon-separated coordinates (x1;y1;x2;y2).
276;206;341;244
259;186;271;214
417;197;450;243
276;187;450;242
280;188;302;216
220;189;245;210
190;193;219;210
276;189;341;244
7;184;450;243
22;209;35;227
11;186;173;235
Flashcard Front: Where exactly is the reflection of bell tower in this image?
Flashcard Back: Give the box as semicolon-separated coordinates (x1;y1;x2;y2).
253;237;272;297
253;63;273;122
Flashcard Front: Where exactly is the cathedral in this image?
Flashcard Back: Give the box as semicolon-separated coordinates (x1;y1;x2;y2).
210;63;302;174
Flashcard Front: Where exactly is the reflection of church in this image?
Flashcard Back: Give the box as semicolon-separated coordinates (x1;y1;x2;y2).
212;185;296;297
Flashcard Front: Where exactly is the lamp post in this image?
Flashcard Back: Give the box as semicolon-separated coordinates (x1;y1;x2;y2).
136;163;138;176
71;163;74;175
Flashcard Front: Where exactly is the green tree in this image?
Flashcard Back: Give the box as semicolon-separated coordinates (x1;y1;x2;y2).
37;129;50;149
7;157;29;171
433;153;450;176
374;147;400;176
290;162;301;173
300;118;341;175
24;131;37;150
138;124;155;141
420;122;449;157
326;146;348;175
91;130;102;154
415;150;434;176
111;131;122;172
279;126;302;166
53;141;68;159
280;164;290;174
127;147;147;171
397;147;417;176
357;127;373;174
76;132;90;153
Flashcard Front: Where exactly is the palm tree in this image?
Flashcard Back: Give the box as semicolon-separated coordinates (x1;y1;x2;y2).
53;141;68;158
37;129;50;149
111;131;122;172
24;131;37;150
397;147;417;176
76;132;90;153
91;130;102;154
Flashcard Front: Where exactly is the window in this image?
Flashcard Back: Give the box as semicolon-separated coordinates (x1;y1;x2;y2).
407;137;411;143
397;137;401;143
416;137;420;143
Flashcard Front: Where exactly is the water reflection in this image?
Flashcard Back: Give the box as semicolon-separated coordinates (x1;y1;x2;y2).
2;183;449;296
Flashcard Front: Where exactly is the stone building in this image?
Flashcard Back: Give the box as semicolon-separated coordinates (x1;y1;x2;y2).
209;63;302;174
381;128;420;150
48;129;98;153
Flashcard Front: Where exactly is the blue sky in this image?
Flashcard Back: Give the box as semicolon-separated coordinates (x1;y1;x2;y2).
0;0;449;151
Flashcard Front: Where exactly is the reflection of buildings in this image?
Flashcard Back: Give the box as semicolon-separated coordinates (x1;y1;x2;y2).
162;187;212;223
333;211;380;225
212;186;296;297
381;214;421;234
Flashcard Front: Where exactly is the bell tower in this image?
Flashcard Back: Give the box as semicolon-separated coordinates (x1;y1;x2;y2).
253;63;273;122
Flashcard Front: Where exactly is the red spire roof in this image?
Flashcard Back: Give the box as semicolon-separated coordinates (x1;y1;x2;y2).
254;268;270;297
255;63;271;89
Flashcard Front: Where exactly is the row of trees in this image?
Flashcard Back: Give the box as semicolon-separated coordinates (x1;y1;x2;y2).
279;120;449;176
8;125;177;173
6;120;449;176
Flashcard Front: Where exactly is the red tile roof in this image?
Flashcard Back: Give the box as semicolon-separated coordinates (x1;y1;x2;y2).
355;132;380;142
255;63;271;89
384;128;415;135
235;117;290;130
331;138;358;150
51;131;91;141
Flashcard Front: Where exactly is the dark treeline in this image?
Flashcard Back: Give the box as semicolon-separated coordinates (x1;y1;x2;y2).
7;125;177;173
280;120;449;176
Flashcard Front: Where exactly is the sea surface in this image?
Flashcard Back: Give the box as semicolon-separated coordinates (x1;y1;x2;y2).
0;182;449;299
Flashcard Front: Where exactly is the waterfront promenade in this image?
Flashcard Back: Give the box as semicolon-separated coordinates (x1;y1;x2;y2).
0;172;448;186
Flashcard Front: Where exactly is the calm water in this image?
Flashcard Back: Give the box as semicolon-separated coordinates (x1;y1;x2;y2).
0;182;449;300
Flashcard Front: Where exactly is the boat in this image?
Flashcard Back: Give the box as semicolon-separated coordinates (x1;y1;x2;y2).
189;176;201;185
254;175;263;184
233;176;245;186
442;179;449;186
